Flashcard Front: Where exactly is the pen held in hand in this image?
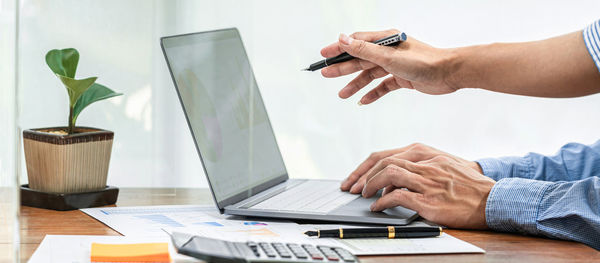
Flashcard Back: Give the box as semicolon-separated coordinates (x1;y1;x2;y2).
304;226;442;239
302;32;407;72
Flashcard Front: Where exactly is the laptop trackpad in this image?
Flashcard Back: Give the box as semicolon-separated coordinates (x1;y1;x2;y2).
328;193;418;221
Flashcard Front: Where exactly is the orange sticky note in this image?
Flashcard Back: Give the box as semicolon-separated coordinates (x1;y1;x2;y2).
90;242;171;262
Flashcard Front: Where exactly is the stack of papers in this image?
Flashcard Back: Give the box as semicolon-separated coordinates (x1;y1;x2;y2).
30;205;484;262
81;205;484;255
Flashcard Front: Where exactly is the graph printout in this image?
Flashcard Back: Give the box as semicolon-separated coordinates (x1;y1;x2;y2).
81;205;292;236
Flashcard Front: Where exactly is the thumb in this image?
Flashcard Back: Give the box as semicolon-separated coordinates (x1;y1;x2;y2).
339;33;393;67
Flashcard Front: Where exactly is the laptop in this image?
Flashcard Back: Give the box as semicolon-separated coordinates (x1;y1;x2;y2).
160;28;418;225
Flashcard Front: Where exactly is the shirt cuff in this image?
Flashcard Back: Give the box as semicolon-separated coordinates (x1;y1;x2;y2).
485;178;554;235
476;156;532;181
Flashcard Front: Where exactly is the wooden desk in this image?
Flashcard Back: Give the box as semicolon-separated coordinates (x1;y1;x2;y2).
9;188;600;262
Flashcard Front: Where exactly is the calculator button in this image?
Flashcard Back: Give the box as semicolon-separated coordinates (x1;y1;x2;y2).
272;243;292;258
333;248;356;262
273;243;292;258
246;241;260;257
302;244;319;252
287;243;301;251
293;253;308;259
317;245;332;251
246;242;258;250
287;244;308;259
324;254;340;260
258;243;277;258
302;244;325;260
318;246;340;261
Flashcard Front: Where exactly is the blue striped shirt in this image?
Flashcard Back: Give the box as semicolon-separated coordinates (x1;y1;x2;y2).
475;20;600;250
584;20;600;72
477;142;600;250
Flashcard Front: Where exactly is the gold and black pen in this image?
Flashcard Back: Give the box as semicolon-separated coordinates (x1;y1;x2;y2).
304;226;442;239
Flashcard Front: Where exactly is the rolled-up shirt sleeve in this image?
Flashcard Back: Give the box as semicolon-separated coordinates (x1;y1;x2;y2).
476;141;600;250
477;141;600;182
485;177;600;250
584;19;600;73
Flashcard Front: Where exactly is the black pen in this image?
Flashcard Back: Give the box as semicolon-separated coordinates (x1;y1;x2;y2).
304;226;442;239
302;32;407;71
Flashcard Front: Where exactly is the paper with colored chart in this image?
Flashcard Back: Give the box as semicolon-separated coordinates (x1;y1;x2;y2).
81;205;294;236
82;205;484;255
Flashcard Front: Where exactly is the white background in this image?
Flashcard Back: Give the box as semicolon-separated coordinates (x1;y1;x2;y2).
7;0;600;188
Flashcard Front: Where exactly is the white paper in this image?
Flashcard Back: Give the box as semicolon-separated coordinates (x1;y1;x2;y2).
337;233;484;255
81;205;484;256
168;223;484;255
28;235;200;263
81;205;294;236
280;223;484;255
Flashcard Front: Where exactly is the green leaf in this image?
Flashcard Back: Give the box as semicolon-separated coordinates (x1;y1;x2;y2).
58;75;98;106
45;48;79;78
72;83;122;125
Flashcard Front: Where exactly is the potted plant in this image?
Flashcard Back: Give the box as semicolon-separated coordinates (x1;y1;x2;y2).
22;48;122;209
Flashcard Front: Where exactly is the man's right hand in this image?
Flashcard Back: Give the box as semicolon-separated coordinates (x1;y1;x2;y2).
341;143;483;193
320;30;459;105
322;29;600;101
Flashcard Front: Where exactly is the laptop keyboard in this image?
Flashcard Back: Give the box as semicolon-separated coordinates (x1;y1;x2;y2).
250;181;359;214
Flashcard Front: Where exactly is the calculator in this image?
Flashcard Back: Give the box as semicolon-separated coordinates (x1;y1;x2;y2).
170;232;360;263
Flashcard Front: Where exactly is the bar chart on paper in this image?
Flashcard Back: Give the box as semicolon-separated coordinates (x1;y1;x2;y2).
233;228;279;237
134;215;185;227
81;205;293;236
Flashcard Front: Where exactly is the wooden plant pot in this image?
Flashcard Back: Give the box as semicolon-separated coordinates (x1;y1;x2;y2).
23;127;114;194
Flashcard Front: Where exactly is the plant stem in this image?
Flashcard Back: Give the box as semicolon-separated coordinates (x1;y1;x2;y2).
68;106;74;134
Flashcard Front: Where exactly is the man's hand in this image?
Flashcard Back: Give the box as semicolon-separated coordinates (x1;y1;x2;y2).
321;29;600;100
361;156;495;229
341;143;482;194
320;29;458;104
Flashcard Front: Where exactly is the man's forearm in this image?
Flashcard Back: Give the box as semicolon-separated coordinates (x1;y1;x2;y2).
448;31;600;97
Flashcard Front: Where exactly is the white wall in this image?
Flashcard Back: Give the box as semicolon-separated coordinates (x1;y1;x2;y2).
1;0;19;260
1;0;17;185
15;0;600;188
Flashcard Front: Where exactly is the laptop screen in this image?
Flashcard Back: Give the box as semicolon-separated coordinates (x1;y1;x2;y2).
161;28;288;208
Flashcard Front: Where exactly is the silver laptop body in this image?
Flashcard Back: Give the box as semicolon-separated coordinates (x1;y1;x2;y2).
160;28;418;225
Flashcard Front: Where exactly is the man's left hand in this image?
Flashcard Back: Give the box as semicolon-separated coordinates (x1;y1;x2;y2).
361;156;496;229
